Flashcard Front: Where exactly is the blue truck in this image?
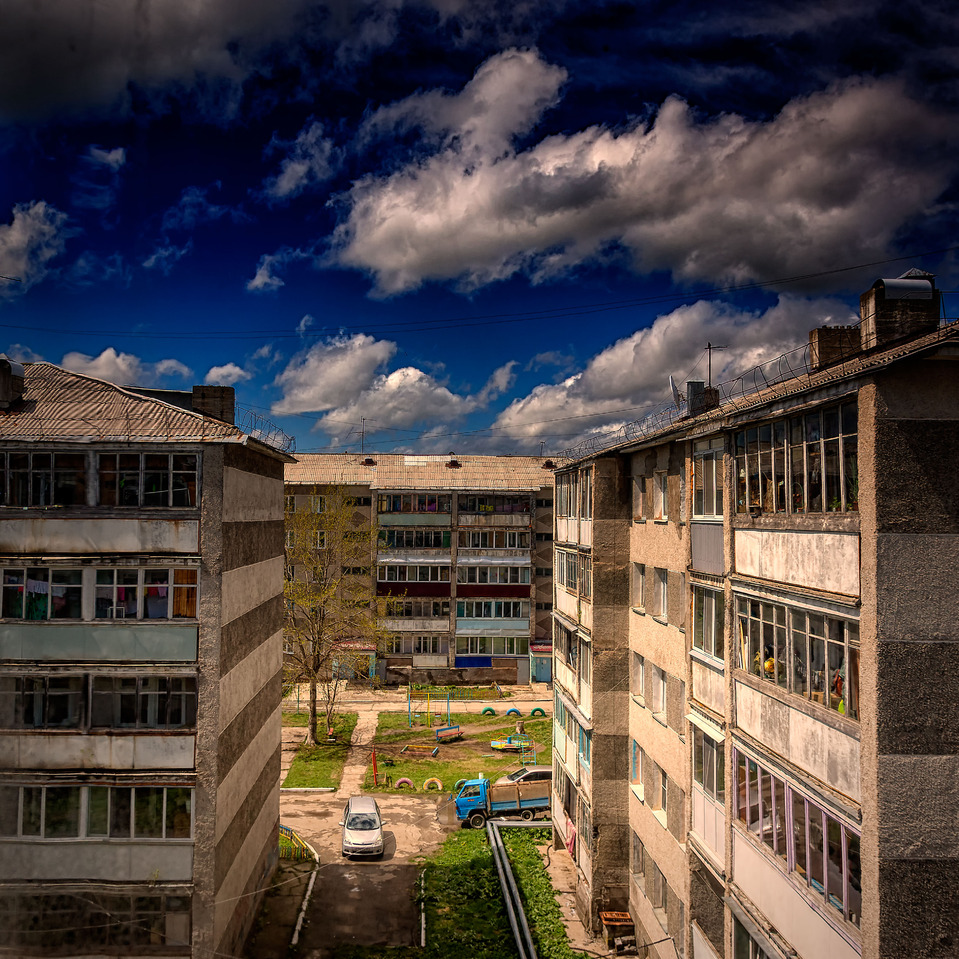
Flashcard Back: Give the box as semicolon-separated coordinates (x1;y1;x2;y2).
453;777;551;828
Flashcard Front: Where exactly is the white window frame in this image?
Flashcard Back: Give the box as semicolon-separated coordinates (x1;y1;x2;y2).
654;470;668;520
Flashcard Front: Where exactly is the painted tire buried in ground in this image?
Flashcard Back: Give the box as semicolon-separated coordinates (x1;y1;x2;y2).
506;708;521;716
423;778;443;791
394;778;414;789
530;707;546;717
453;779;467;791
481;707;496;715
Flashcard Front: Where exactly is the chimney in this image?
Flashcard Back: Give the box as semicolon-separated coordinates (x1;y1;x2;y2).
809;326;861;370
860;269;939;350
0;355;25;409
446;451;461;469
192;385;235;424
686;380;719;416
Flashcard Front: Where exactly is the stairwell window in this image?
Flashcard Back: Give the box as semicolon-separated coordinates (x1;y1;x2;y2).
654;471;668;520
693;586;725;659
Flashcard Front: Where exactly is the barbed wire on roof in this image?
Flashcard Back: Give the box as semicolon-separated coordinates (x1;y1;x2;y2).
236;406;296;454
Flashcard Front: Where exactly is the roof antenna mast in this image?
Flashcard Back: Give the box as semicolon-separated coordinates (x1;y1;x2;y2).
706;341;727;389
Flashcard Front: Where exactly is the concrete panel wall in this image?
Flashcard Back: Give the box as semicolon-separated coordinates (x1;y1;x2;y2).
734;529;860;597
0;624;198;661
0;733;195;770
219;631;283;733
222;466;284;523
220;556;285;626
691;657;724;716
0;518;199;554
734;681;860;802
732;831;860;959
0;841;193;882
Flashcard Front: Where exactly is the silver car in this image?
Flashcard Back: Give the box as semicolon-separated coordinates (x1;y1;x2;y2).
494;765;553;787
340;796;385;858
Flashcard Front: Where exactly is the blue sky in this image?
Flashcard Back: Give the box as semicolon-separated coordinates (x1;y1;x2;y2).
2;0;958;454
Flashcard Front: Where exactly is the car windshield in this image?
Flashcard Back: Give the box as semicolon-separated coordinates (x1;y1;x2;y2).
506;768;529;782
346;813;378;830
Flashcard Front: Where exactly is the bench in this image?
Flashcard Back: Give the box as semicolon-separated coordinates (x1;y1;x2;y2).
435;725;461;742
400;743;440;756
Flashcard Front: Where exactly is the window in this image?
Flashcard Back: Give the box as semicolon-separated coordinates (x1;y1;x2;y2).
632;476;645;521
0;674;197;730
580;469;592;519
734;750;861;926
456;565;530;584
380;598;450;618
692;727;725;804
631;563;645;609
1;451;87;507
98;453;198;508
660;770;668;815
733;918;773;959
693;438;724;519
556;473;576;517
578;726;591;766
555;550;578;592
693;586;724;659
652;568;667;619
458;530;530;549
413;635;441;654
285;494;295;511
1;568;82;620
90;676;197;728
312;530;326;549
0;785;192;840
0;891;192;952
631;652;645;702
457;494;530;514
491;636;529;655
678;573;686;628
735;400;858;514
456;636;492;655
654;470;668;520
377;492;452;513
650;665;666;720
385;635;406;654
379;528;451;549
456;599;529;618
535;566;553;578
580;555;592;601
649;862;668;915
377;565;450;582
92;567;198;620
737;598;859;720
580;640;592;685
631;830;645;877
631;740;645;798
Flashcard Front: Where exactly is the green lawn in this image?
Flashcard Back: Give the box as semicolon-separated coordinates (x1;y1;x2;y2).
366;714;552;793
281;712;358;788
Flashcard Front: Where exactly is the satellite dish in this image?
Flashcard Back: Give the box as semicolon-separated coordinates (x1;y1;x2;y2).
669;375;683;410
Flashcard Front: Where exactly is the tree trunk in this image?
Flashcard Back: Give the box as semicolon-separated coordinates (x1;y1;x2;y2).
306;677;319;746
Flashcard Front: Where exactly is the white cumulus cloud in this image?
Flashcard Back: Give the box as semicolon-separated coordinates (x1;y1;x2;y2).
0;201;68;295
61;348;193;386
332;52;959;295
247;247;312;292
494;294;857;445
205;363;252;386
262;120;336;200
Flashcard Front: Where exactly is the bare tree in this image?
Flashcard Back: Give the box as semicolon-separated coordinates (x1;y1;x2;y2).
283;485;384;746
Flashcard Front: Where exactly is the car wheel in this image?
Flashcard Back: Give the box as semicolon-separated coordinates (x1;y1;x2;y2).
521;809;535;822
469;812;486;829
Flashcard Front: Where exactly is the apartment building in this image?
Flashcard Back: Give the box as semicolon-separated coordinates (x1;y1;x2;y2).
552;271;959;959
285;453;554;685
0;362;291;957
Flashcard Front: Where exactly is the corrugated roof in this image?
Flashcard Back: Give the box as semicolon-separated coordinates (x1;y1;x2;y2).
287;453;556;491
0;362;277;451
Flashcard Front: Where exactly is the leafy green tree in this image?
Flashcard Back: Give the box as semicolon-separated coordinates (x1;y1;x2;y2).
284;486;384;746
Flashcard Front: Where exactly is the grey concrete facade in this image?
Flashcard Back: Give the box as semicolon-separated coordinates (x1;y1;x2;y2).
554;272;959;959
0;366;290;957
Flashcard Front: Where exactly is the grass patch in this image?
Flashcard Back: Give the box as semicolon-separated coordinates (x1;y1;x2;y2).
366;715;552;792
282;712;358;788
503;828;590;959
325;826;588;959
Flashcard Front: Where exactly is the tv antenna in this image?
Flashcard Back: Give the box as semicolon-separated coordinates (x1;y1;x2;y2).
706;342;727;388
